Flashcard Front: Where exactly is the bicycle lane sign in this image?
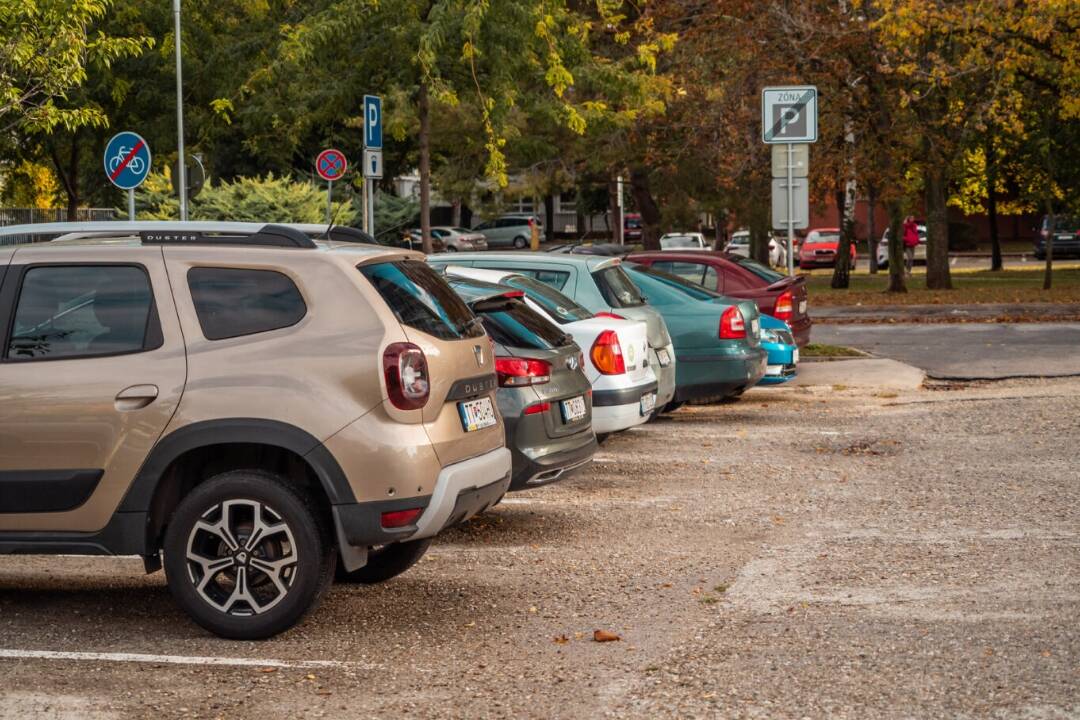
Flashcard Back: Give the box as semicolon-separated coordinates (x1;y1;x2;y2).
104;131;152;190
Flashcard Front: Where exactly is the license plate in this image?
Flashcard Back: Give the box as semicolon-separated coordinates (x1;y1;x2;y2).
639;391;657;416
458;397;497;432
561;396;587;423
793;348;800;364
799;300;807;314
657;348;672;367
751;318;760;335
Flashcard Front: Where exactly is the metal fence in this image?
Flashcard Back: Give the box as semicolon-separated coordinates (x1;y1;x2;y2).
0;208;118;245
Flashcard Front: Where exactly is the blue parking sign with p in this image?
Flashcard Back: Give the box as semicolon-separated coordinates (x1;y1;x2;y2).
364;95;382;149
104;131;152;190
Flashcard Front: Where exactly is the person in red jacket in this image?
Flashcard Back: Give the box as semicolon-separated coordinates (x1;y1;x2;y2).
902;216;920;275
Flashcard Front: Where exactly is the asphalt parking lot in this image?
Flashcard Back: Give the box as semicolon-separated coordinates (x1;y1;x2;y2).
2;374;1078;719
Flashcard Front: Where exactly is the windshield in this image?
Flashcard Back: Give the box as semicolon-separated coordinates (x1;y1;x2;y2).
503;275;593;324
592;265;645;308
478;300;573;350
806;233;840;244
360;260;484;341
1045;217;1080;232
733;257;785;283
660;235;701;249
625;263;723;302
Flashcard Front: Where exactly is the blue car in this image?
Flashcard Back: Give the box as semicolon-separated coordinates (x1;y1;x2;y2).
758;314;798;384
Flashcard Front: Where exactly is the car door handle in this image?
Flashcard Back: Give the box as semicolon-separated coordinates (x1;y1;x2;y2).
115;384;159;411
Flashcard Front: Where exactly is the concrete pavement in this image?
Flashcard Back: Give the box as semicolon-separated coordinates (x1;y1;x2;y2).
794;358;925;390
813;322;1080;380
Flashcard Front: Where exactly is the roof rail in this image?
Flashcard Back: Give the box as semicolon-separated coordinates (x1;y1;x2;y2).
138;224;316;248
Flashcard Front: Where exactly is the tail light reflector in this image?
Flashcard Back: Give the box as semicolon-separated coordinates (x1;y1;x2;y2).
495;357;551;386
383;342;430;410
591;330;626;374
773;290;794;321
523;401;551;416
381;507;423;528
594;311;626;320
719;306;746;339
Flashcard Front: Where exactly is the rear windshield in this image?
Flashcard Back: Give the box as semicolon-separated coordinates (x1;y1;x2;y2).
1045;217;1080;232
503;275;593;324
806;233;840;244
592;265;645;308
360;260;484;341
625;263;722;302
479;300;572;350
732;257;785;283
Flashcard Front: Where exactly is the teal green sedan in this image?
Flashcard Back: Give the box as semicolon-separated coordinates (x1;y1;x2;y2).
621;262;767;405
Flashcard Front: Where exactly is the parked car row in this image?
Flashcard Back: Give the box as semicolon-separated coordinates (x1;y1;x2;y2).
0;221;810;641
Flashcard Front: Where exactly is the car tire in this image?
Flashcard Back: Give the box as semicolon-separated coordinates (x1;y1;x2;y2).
335;539;432;584
662;400;685;413
513;236;528;249
446;245;458;252
163;469;334;640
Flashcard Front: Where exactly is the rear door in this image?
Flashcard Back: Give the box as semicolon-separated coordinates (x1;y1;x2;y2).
0;245;186;532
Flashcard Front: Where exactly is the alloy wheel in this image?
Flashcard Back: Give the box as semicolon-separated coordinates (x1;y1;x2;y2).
185;499;298;616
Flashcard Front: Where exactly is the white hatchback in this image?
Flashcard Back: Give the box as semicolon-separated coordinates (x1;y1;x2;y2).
437;265;659;435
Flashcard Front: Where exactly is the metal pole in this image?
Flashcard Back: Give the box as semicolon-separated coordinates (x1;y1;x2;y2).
786;143;795;276
326;180;333;225
173;0;188;221
367;178;375;236
616;175;624;245
128;189;135;221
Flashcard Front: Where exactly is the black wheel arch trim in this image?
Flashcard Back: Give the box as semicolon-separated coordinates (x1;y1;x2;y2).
118;418;356;514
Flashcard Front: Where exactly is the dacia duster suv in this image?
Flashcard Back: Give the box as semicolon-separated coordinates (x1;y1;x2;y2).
0;222;511;639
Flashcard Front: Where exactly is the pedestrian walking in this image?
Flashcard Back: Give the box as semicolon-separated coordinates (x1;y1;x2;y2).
902;216;920;275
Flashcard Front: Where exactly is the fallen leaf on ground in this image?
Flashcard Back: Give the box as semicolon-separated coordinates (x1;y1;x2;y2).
258;668;277;674
553;634;570;644
593;629;621;643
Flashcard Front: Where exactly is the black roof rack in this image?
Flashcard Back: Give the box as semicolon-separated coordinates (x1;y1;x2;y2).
138;224;316;249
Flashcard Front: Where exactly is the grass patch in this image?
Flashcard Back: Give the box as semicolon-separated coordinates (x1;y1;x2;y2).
805;266;1080;306
802;343;864;358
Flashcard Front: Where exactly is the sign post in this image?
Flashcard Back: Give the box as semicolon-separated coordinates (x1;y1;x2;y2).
104;131;152;221
363;95;382;237
762;85;818;276
315;148;348;225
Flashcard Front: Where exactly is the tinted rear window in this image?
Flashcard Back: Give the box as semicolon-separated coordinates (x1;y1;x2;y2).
188;268;306;340
592;265;645;308
360;260;484;341
503;275;592;324
732;257;784;283
806;233;840;244
1045;217;1080;232
479;300;572;350
625;263;722;301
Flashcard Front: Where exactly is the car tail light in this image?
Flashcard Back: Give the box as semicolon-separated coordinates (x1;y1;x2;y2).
495;357;551;386
528;218;537;227
383;342;429;410
523;401;551;416
590;330;626;374
773;290;794;321
594;311;626;320
719;306;746;339
381;507;423;528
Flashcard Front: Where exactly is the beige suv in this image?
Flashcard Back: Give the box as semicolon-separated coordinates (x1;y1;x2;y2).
0;222;511;639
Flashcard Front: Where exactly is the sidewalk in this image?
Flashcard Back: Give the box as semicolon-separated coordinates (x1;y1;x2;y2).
813;302;1080;323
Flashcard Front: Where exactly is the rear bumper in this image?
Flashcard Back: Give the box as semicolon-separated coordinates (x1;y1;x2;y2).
333;446;511;547
673;347;768;402
650;346;677;408
790;316;812;347
592;379;658;433
509;431;597;490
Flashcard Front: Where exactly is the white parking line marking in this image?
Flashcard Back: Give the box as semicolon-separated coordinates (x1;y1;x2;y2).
0;649;373;671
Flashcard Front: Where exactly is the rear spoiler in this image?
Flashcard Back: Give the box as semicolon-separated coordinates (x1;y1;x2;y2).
765;274;805;292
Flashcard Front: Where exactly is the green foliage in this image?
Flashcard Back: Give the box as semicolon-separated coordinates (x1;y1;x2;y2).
0;0;151;134
136;171;358;225
371;191;419;237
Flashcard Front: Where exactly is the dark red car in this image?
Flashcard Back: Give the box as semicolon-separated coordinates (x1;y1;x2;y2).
627;251;812;347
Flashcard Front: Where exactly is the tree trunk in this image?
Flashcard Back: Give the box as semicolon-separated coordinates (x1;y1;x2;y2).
886;200;907;293
575;203;585;240
451;199;461;227
1043;203;1054;290
924;165;952;289
629;167;661;250
607;179;621;244
985;142;1002;272
867;187;878;274
49;133;81;220
544;194;555;244
830;186;851;289
418;81;433;254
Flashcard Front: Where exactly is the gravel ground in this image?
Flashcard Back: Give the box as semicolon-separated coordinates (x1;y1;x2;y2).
1;377;1078;719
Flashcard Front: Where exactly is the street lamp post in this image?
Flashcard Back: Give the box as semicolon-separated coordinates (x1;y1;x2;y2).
173;0;188;221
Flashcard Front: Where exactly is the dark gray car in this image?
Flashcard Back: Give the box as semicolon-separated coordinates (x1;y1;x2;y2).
448;277;596;490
